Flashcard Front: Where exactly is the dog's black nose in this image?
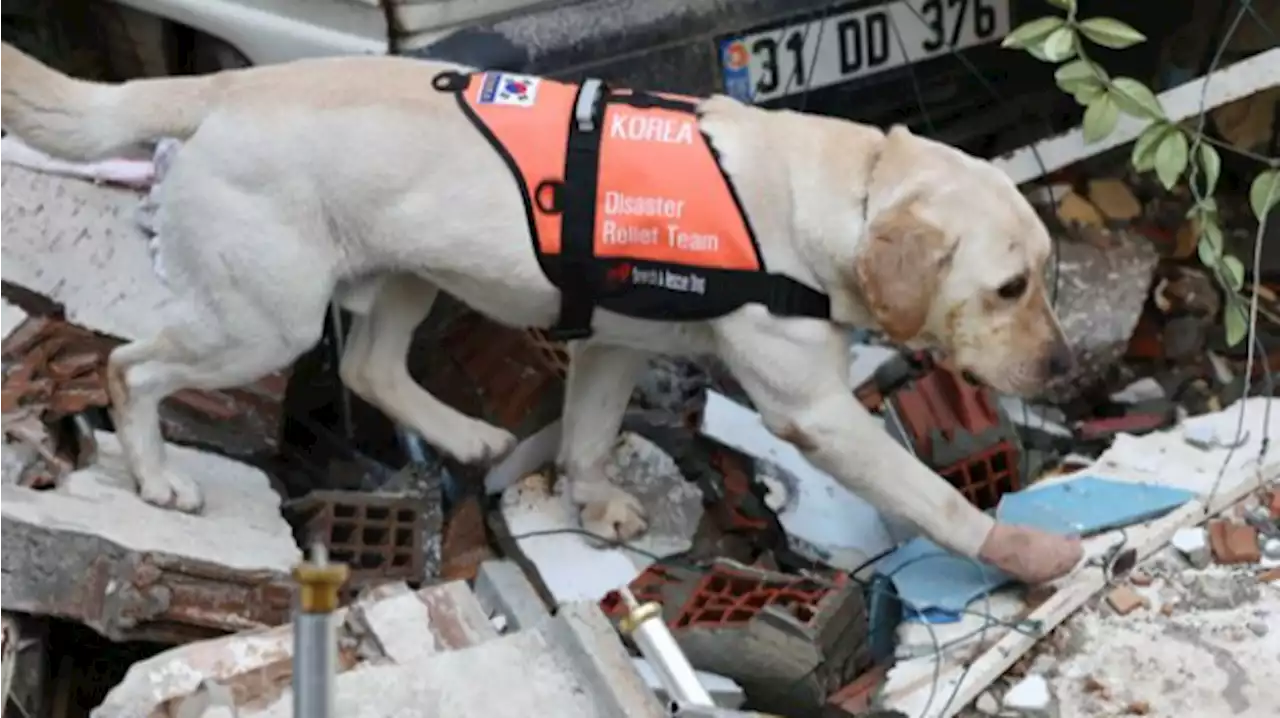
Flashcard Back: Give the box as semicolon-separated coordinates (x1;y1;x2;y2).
1046;341;1074;377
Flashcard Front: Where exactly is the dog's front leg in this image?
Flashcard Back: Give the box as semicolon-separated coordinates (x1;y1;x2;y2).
713;312;1082;584
559;342;653;542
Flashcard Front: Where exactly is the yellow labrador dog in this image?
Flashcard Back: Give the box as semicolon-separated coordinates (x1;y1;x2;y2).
1;44;1081;584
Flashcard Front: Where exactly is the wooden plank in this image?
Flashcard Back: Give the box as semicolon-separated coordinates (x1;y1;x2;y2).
882;460;1276;718
992;47;1280;185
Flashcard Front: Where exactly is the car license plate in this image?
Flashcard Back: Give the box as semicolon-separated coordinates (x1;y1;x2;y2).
718;0;1011;103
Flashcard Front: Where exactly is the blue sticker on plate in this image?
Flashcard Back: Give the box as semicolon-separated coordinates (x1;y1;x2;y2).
718;37;754;103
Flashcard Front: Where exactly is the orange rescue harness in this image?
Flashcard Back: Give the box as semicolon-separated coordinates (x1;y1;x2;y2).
432;70;831;340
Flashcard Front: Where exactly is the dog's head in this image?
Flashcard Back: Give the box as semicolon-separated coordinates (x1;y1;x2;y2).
851;126;1071;397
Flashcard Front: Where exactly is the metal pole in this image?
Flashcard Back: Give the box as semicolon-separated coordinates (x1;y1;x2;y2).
616;587;715;707
292;542;349;718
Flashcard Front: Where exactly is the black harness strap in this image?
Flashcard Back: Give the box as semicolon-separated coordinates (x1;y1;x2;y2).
722;271;833;321
546;78;609;342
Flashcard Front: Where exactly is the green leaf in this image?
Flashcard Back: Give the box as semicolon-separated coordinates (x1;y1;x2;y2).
1044;0;1074;10
1108;77;1165;120
1054;59;1101;94
1249;169;1280;220
1196;143;1221;196
1082;94;1120;143
1130;124;1170;172
1153;131;1189;190
1220;255;1246;292
1197;219;1223;265
1041;27;1077;62
1001;17;1067;49
1077;17;1147;49
1224;302;1249;347
1072;84;1106;106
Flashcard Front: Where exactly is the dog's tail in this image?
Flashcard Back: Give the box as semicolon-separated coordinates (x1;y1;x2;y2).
1;42;221;161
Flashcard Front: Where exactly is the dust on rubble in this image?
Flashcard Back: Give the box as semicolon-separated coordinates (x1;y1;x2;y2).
1050;562;1280;718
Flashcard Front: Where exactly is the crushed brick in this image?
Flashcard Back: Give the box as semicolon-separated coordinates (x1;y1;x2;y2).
1082;675;1110;699
440;495;493;583
1160;603;1177;616
1125;699;1152;715
1208;520;1261;565
1129;570;1154;587
1259;567;1280;583
827;663;890;714
1106;586;1148;616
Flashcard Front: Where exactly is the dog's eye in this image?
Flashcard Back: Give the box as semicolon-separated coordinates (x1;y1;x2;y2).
997;275;1028;300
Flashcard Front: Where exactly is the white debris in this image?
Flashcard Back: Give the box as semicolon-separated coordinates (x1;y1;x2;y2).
499;432;702;604
1053;579;1280;718
1262;537;1280;561
1171;527;1212;569
1003;674;1052;714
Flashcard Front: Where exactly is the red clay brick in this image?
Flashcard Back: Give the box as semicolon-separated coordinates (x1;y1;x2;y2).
827;663;890;714
1209;520;1261;565
1106;586;1148;615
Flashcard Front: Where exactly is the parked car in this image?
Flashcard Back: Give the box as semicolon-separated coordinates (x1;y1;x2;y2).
98;0;1187;158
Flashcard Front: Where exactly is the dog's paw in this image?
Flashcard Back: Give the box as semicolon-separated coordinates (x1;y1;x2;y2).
578;489;649;543
138;470;205;514
451;419;517;465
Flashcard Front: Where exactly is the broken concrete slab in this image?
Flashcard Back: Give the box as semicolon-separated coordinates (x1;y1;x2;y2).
1035;226;1161;405
1;164;169;342
95;580;497;718
1;431;299;643
247;602;666;718
474;559;550;632
346;580;498;664
94;620;302;718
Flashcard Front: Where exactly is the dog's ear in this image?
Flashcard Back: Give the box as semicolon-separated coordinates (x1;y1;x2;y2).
853;201;951;343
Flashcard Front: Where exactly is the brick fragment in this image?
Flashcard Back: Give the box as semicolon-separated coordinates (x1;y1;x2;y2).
1129;570;1154;587
1082;675;1110;699
1259;567;1280;583
1106;586;1148;615
1125;699;1151;715
1208;520;1261;565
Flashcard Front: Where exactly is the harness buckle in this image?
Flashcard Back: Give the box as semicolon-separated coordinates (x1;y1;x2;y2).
574;78;605;132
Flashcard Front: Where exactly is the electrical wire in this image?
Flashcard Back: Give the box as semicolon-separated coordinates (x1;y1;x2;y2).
1182;0;1277;509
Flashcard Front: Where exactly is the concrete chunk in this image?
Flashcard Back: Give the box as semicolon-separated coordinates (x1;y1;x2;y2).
474;559;550;631
349;580;498;663
1;431;299;643
2;164;169;342
248;602;665;718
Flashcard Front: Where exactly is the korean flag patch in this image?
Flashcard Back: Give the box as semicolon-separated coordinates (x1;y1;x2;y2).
477;72;540;107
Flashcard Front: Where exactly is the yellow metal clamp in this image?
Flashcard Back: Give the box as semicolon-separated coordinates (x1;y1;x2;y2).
292;559;350;613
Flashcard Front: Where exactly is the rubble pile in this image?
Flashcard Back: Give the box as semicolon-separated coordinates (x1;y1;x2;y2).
958;492;1280;718
3;57;1280;718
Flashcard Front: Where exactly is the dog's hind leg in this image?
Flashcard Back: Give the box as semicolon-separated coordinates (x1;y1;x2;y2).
338;273;517;464
558;342;652;542
107;293;326;513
